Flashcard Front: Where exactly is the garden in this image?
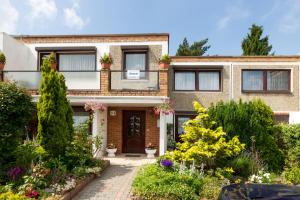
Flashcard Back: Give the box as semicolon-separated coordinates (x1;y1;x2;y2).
132;100;300;200
0;53;106;199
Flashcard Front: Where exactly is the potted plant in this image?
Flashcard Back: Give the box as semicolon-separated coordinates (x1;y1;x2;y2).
159;54;171;69
49;52;57;70
0;52;6;71
145;142;157;158
100;53;113;69
106;143;117;157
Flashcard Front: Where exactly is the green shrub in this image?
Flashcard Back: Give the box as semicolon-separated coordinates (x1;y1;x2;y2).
65;121;94;169
0;191;27;200
199;176;223;200
48;52;56;64
208;99;284;172
100;53;113;64
274;123;300;167
171;101;244;168
159;54;171;64
229;152;265;178
132;164;203;200
283;166;300;184
37;58;74;158
0;81;34;181
14;140;47;170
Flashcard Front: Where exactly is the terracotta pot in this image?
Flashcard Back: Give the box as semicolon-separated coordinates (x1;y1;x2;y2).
0;63;5;71
51;63;57;71
159;63;170;69
101;63;111;69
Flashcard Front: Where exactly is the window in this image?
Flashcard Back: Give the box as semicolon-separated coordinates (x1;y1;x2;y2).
59;54;96;71
38;51;96;71
72;106;91;134
242;70;290;92
175;114;196;142
124;51;147;79
174;70;221;91
199;71;220;91
175;72;196;90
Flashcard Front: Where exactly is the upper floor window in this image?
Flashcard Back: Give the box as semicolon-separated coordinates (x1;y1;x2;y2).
242;70;290;92
174;70;221;91
38;50;96;71
123;49;148;79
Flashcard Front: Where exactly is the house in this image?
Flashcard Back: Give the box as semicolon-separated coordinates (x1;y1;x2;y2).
170;56;300;141
0;32;171;156
1;32;300;155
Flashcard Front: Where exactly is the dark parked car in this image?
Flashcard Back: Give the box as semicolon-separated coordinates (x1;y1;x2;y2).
218;183;300;200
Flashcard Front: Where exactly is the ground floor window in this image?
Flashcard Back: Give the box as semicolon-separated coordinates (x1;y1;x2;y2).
175;112;196;142
274;113;289;124
72;106;92;134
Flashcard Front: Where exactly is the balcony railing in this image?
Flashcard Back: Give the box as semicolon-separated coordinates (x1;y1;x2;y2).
109;70;159;91
2;70;101;90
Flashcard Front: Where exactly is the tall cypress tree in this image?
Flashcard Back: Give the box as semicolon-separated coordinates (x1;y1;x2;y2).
242;24;273;55
37;56;73;158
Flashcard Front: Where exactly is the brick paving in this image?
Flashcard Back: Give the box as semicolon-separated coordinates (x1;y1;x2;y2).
73;155;155;200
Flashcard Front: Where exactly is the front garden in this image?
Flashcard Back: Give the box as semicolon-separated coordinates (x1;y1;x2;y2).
132;100;300;200
0;53;106;199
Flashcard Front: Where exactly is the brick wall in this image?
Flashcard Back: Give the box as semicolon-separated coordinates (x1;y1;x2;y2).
107;107;160;155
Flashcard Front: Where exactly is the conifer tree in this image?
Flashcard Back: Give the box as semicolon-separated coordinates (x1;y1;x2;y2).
242;24;273;55
176;37;210;56
172;101;244;168
37;56;74;158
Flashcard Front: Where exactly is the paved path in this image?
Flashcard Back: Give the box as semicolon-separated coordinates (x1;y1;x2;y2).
73;155;155;200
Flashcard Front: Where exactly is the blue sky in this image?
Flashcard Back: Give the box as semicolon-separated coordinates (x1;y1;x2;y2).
1;0;300;55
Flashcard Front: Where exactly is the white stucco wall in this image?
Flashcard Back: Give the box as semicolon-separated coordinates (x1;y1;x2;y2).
1;33;34;70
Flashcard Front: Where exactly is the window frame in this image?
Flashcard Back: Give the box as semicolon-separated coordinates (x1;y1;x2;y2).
241;69;291;93
173;69;222;92
122;49;149;80
38;50;97;72
175;112;196;142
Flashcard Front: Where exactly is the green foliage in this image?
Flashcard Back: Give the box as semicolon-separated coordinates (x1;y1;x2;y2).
48;52;56;64
132;164;203;200
0;81;34;181
100;53;113;64
37;58;74;158
14;140;47;170
242;24;273;55
283;166;300;184
0;192;27;200
208;99;284;172
0;52;6;64
199;176;223;200
176;37;210;56
172;101;244;168
229;152;265;178
159;54;171;64
274;123;300;167
65;121;94;170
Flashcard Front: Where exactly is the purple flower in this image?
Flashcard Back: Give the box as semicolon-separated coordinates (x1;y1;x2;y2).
160;159;173;168
7;166;22;180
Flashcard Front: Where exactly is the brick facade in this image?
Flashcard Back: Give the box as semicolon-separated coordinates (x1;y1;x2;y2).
107;107;160;155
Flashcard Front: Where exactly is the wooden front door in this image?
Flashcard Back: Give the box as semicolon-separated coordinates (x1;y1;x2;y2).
123;110;145;153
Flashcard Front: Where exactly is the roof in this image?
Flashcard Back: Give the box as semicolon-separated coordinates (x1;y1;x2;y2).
171;55;300;62
12;33;169;38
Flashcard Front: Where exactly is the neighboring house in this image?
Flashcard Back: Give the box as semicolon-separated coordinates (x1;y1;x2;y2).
170;56;300;142
1;32;300;154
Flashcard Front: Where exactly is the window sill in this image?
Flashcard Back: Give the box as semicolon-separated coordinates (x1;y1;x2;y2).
242;90;292;94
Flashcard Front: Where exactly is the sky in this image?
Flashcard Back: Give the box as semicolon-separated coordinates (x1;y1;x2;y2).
1;0;300;55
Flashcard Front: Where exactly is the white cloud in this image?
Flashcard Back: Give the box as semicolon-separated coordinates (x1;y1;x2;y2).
279;0;300;33
0;0;19;34
63;2;89;30
27;0;57;20
217;3;250;30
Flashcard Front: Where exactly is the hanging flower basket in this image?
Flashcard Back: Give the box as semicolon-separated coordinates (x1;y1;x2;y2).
84;102;107;112
153;100;174;116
